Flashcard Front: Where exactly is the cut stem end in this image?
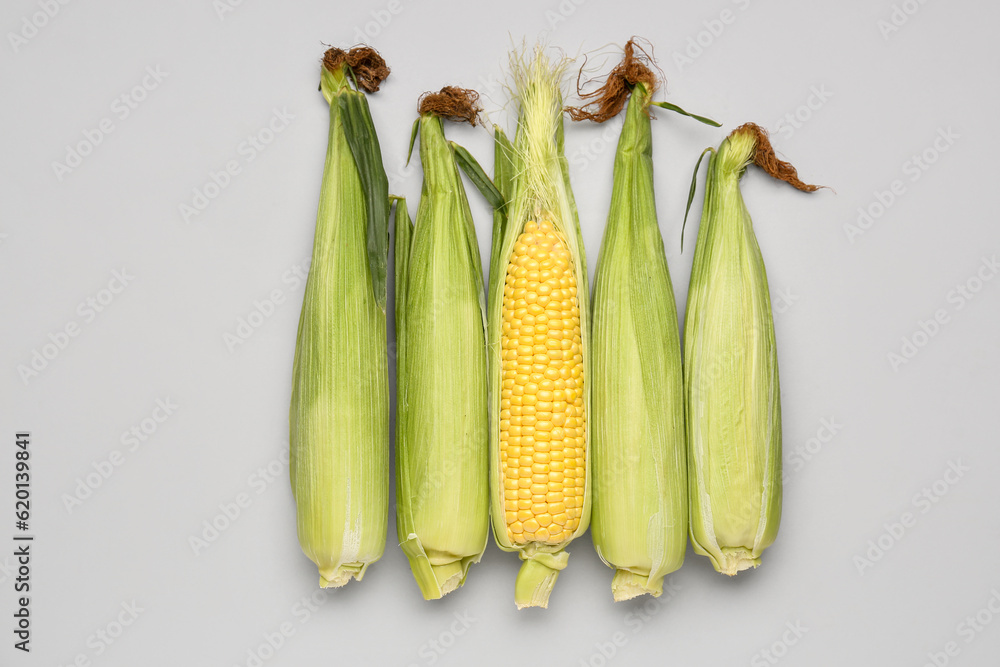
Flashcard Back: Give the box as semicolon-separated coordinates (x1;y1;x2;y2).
514;559;560;609
716;549;760;576
319;563;366;588
611;570;664;601
514;548;570;609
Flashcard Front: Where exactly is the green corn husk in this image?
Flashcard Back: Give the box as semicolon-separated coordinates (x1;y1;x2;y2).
571;41;719;601
684;123;818;576
289;47;390;588
394;88;493;599
487;48;591;610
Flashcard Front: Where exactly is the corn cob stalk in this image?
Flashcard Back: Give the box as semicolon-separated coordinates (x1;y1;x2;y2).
488;48;591;609
394;87;492;599
289;47;390;588
568;40;717;600
684;123;819;576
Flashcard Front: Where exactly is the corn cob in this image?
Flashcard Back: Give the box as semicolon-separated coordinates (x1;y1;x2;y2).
394;87;491;599
488;48;591;609
568;40;717;600
684;123;819;576
289;47;390;588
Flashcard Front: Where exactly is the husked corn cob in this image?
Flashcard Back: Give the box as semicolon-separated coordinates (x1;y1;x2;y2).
488;48;591;609
568;40;717;600
499;217;586;546
684;123;819;576
394;87;491;599
289;47;391;588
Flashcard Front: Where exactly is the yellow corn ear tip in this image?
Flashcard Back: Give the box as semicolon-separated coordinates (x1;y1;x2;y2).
508;45;573;214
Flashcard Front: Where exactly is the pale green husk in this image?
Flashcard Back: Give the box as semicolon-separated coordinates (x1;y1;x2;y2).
289;62;390;588
487;47;591;609
394;111;490;600
590;81;687;601
684;128;782;576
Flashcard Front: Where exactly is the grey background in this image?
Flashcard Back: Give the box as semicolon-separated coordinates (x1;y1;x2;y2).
3;0;999;665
